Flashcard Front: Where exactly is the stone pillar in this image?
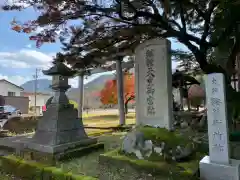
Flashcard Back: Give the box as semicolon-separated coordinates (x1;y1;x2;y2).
135;60;140;125
78;74;84;119
200;73;240;180
116;58;126;125
135;38;173;129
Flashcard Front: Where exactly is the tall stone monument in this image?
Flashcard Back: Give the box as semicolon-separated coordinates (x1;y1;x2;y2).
200;73;240;180
135;38;173;129
21;61;97;160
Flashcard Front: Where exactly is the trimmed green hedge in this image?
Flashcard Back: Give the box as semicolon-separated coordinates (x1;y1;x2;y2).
0;155;97;180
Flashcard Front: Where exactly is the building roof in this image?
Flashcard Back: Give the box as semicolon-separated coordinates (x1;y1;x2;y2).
0;79;24;90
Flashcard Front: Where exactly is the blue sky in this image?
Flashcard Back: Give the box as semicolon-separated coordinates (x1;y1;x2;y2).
0;4;188;89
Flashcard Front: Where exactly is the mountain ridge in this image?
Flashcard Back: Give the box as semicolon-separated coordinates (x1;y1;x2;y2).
21;74;115;108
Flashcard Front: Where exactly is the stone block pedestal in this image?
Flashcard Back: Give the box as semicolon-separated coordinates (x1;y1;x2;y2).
19;138;101;165
200;156;240;180
0;135;101;165
22;137;97;154
11;103;100;165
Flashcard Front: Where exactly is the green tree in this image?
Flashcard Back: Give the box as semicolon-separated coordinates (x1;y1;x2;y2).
4;1;239;75
3;0;240;123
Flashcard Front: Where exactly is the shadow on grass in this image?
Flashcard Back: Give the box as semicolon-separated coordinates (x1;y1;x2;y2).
85;124;134;131
58;132;126;178
84;114;135;121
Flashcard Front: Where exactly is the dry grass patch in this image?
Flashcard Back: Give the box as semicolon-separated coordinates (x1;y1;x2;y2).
83;113;135;127
2;112;135;135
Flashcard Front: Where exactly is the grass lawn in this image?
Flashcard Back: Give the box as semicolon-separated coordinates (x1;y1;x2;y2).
65;111;135;177
4;112;136;136
0;132;127;180
57;132;126;178
1;112;135;179
1;119;202;180
84;112;135;127
84;112;135;134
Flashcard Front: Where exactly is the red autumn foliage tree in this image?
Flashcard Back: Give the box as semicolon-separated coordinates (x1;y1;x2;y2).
100;73;134;114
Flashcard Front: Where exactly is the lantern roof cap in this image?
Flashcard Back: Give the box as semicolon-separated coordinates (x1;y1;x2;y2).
42;61;76;76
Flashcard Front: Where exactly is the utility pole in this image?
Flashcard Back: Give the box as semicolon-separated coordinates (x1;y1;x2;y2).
33;68;40;115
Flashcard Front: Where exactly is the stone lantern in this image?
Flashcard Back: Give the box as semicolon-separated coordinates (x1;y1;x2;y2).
19;61;97;164
42;61;74;105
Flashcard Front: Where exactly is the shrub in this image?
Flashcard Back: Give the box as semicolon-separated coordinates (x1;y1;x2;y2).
2;116;40;134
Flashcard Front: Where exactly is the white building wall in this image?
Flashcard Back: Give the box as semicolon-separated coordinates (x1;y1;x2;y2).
0;81;22;96
28;94;51;115
28;94;51;107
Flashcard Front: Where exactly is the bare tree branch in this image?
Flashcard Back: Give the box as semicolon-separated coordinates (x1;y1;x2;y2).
179;3;186;32
201;0;219;43
226;37;240;75
186;1;206;19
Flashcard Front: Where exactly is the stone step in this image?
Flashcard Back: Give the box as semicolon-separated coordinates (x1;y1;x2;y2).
57;142;104;161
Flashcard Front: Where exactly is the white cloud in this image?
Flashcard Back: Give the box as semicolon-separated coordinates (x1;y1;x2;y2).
25;44;32;48
0;74;32;86
0;49;55;87
69;77;78;88
0;48;82;88
0;49;53;69
0;48;115;89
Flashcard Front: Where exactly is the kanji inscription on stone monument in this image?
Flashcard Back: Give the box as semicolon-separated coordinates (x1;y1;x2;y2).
145;49;156;116
135;38;172;129
205;73;230;164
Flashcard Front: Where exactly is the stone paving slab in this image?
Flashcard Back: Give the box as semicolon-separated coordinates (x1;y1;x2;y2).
0;135;32;150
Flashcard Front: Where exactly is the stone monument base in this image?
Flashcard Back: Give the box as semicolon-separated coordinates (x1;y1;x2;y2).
20;136;97;154
200;156;240;180
19;136;99;165
0;135;102;165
